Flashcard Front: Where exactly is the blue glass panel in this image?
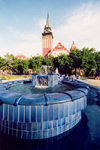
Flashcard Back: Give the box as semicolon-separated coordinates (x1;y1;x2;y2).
21;131;26;139
43;131;48;138
65;124;69;131
70;114;75;123
27;132;31;139
58;119;61;126
85;97;87;107
64;103;68;117
48;121;53;129
9;105;13;121
62;118;65;125
0;105;3;120
72;102;75;114
4;104;8;120
58;104;63;119
77;100;81;112
25;106;29;122
48;129;52;138
68;102;75;115
26;123;31;131
32;131;38;139
38;122;42;130
62;124;65;133
43;106;48;121
38;131;43;139
22;123;26;130
69;115;71;123
32;123;37;131
37;106;41;122
31;106;36;122
81;97;84;109
14;106;18;122
53;120;58;128
54;104;58;120
53;127;57;136
19;105;24;122
49;105;53;120
43;122;48;130
18;123;21;130
58;126;61;135
75;101;78;113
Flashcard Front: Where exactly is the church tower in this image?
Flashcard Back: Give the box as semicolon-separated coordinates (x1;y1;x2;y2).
70;41;78;50
42;14;53;57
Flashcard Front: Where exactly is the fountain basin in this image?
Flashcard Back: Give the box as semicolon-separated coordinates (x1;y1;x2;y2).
0;80;88;139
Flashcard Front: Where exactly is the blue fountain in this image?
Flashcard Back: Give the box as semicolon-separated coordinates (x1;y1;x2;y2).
0;74;88;139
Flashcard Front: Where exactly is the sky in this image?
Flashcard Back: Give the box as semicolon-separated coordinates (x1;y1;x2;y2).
0;0;100;57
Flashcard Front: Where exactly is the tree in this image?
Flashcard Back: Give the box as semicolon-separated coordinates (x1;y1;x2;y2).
57;54;72;75
0;56;5;70
43;55;54;67
95;51;100;76
69;49;82;75
17;59;29;74
81;48;97;76
29;56;44;72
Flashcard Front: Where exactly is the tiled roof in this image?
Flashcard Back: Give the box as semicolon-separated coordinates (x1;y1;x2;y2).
51;42;69;53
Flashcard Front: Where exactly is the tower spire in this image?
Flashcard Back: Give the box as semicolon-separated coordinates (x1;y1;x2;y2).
46;13;50;27
42;13;53;57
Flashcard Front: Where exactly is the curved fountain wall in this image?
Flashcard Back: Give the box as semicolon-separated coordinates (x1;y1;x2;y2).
0;80;88;139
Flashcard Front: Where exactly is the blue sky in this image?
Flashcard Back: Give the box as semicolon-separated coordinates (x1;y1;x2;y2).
0;0;100;57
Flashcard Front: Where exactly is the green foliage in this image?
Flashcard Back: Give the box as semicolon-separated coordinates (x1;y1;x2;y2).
69;49;82;75
0;56;5;69
0;49;100;76
29;56;43;72
81;48;97;76
57;54;70;75
94;51;100;76
17;59;29;74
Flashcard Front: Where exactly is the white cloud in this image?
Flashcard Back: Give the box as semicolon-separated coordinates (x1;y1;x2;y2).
0;2;100;57
53;3;100;51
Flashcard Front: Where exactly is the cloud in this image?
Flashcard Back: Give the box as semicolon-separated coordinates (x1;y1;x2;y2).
0;26;42;57
0;2;100;57
53;3;100;51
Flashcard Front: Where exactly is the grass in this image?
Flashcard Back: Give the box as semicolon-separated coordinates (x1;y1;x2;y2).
0;75;32;80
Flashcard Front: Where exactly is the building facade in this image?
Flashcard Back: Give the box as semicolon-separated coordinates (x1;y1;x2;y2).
42;14;78;57
49;42;69;57
42;14;53;57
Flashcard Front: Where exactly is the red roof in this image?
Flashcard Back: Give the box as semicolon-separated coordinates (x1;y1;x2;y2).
52;42;69;53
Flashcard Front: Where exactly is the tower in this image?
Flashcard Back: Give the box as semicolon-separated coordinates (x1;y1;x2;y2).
70;41;78;50
42;14;53;57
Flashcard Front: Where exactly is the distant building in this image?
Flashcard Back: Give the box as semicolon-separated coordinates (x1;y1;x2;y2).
16;55;28;60
49;42;69;57
70;41;78;51
42;14;77;57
